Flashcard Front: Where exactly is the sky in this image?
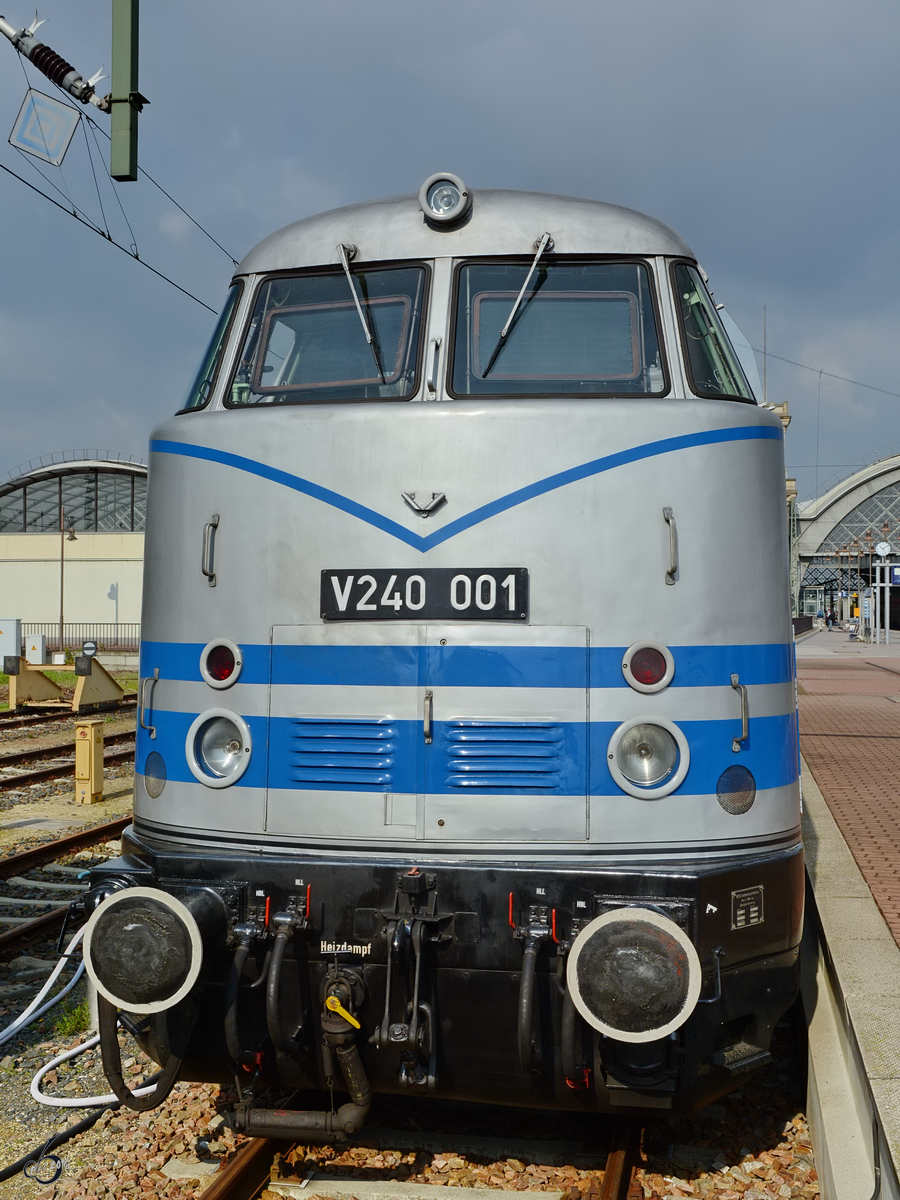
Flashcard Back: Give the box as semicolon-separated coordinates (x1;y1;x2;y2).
0;0;898;503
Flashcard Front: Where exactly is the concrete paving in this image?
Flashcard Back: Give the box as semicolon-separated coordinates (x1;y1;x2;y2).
797;643;900;943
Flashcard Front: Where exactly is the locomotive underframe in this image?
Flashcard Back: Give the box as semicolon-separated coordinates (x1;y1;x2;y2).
90;828;803;1116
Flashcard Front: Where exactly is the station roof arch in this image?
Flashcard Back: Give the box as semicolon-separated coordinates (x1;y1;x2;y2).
798;456;900;555
0;450;148;534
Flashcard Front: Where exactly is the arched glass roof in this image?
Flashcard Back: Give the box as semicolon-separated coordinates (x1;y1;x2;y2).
813;481;900;555
0;453;148;534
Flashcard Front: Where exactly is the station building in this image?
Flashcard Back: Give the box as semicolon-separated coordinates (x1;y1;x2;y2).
797;454;900;622
0;451;146;650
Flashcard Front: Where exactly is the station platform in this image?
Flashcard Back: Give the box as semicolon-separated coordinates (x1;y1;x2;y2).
797;629;900;944
797;628;900;1197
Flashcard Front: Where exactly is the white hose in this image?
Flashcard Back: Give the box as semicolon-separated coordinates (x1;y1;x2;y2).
30;1031;158;1108
0;928;86;1048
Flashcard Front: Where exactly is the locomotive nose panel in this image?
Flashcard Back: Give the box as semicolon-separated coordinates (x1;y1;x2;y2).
266;623;589;843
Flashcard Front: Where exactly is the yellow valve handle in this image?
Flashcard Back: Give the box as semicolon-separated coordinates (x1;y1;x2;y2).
325;995;360;1029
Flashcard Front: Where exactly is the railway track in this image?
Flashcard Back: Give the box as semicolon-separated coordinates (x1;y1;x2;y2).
0;730;136;791
0;698;137;730
0;727;135;770
202;1121;643;1200
0;816;130;958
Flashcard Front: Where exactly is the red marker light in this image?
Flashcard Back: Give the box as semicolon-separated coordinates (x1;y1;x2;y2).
207;643;236;681
629;646;667;686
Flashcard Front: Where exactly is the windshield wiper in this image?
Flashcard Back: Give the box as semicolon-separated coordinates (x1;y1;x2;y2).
337;243;384;383
482;232;553;378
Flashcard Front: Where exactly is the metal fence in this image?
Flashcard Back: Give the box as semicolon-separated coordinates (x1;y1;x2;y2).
21;623;141;653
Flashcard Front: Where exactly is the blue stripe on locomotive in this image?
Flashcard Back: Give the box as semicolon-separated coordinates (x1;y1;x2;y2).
140;641;794;689
141;705;797;796
150;424;781;553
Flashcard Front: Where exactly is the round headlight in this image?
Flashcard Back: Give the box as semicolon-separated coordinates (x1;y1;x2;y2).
418;172;472;225
185;708;252;788
607;716;690;799
428;180;461;215
199;717;244;776
618;723;677;785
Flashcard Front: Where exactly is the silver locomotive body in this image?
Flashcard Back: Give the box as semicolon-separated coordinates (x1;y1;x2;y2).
85;185;802;1124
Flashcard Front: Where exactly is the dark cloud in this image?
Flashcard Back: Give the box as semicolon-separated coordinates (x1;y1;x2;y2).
0;0;897;499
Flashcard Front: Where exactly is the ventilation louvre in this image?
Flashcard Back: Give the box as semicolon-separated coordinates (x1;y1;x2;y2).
287;719;396;787
442;722;563;790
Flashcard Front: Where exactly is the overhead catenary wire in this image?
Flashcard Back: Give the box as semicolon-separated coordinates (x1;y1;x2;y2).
83;112;139;253
2;52;234;306
80;109;239;265
0;158;217;312
11;144;105;232
749;344;900;401
56;82;239;267
79;108;112;241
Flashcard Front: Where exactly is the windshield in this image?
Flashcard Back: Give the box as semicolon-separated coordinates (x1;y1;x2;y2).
228;265;427;405
179;282;242;411
450;260;666;397
673;263;754;401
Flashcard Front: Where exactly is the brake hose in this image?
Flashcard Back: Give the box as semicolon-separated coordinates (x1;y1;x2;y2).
98;994;193;1112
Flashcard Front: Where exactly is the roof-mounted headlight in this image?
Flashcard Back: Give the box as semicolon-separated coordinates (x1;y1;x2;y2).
419;172;472;225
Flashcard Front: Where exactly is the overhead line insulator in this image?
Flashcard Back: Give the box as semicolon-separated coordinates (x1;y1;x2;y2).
0;14;111;111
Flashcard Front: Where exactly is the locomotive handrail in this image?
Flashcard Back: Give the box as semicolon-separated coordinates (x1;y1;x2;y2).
426;336;442;394
663;507;678;585
730;673;749;751
139;668;159;740
201;514;219;587
423;690;433;743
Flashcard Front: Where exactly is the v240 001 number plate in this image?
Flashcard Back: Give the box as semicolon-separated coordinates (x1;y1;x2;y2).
321;568;528;621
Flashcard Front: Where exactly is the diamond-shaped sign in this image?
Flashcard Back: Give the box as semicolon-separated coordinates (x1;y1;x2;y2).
9;88;80;166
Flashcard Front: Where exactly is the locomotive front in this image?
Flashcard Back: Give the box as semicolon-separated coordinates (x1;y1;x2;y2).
83;178;803;1128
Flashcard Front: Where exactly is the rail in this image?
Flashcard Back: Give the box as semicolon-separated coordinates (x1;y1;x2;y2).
0;700;137;729
0;742;135;790
0;729;135;771
205;1128;642;1200
0;816;130;958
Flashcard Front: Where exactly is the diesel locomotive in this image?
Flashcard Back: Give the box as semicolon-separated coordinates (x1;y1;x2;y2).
81;175;803;1133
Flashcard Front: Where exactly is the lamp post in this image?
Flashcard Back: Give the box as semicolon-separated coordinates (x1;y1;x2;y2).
851;539;861;621
59;508;77;655
830;549;840;624
864;530;874;640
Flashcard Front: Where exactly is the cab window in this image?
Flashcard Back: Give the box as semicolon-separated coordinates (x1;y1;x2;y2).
179;282;242;411
227;265;427;405
672;263;754;401
450;260;666;397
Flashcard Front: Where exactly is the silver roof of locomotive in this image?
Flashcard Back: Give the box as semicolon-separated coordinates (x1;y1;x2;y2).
236;189;695;274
